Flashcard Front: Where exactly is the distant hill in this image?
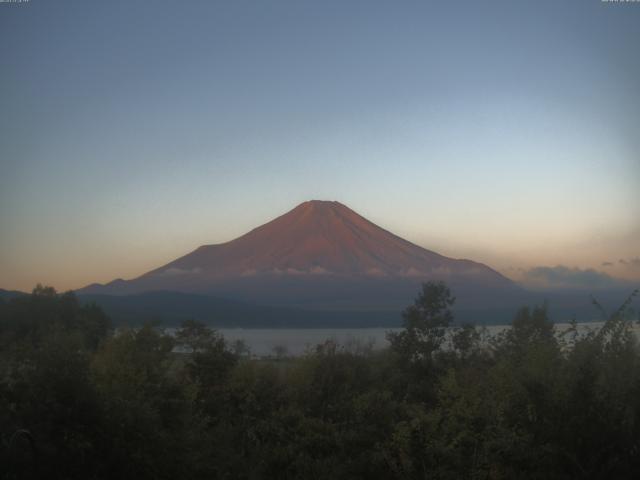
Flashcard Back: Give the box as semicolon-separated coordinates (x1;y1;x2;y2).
3;286;635;328
0;288;26;301
77;291;403;328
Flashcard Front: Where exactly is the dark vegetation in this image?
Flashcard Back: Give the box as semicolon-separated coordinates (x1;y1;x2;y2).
77;291;403;328
1;283;639;479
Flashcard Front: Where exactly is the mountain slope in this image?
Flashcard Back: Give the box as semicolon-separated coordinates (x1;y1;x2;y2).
79;200;517;309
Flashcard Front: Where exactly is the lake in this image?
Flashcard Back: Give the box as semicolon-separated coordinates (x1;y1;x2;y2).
207;321;640;357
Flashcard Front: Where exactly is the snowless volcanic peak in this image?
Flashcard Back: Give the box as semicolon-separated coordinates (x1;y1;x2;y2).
143;200;507;282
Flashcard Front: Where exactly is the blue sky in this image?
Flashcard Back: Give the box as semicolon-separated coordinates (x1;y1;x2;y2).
1;0;639;290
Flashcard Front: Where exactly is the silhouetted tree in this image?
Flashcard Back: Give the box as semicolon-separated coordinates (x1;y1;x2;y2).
387;281;456;364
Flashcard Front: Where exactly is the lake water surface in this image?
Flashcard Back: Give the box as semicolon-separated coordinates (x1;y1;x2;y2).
211;321;640;357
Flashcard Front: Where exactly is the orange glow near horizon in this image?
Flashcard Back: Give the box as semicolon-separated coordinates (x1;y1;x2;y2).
2;202;638;293
1;2;638;293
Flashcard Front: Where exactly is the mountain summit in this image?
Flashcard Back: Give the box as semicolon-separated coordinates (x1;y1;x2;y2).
80;201;516;309
146;200;506;280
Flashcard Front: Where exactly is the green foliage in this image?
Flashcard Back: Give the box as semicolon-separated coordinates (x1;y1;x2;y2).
1;284;639;479
0;287;107;479
0;284;111;351
388;281;456;363
90;325;190;479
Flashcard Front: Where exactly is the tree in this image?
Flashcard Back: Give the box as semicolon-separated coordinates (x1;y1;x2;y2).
387;281;455;364
0;286;108;479
0;285;111;352
451;323;482;360
90;324;187;479
174;319;237;420
175;318;216;354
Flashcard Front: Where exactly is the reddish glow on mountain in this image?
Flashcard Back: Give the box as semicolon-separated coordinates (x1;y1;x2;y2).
144;200;506;281
79;201;515;309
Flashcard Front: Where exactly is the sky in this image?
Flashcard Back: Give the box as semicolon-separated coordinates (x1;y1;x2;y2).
1;0;639;292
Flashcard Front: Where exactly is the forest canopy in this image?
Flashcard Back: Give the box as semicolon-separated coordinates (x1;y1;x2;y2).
1;283;639;479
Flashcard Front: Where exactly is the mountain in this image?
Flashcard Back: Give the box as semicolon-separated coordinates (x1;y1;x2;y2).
79;200;519;313
146;200;511;281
